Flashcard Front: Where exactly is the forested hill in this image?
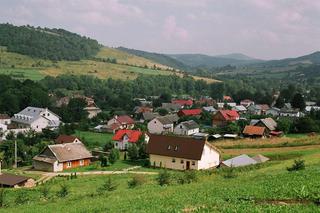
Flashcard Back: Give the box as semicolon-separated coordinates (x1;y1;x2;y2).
0;23;101;61
117;46;191;71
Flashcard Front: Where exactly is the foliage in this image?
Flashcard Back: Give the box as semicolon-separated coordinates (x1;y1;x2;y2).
39;185;51;200
127;144;139;160
0;23;100;61
277;118;294;134
157;108;169;116
108;148;120;164
291;93;306;111
98;177;118;193
156;170;171;186
57;184;69;198
177;170;198;185
287;159;305;172
127;175;145;188
15;190;29;205
0;188;5;207
103;141;114;152
222;166;237;179
99;154;108;167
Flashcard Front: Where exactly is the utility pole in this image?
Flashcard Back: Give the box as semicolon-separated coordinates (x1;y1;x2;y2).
14;140;17;168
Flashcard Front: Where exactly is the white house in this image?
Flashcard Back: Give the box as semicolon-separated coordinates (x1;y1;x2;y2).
174;120;199;136
146;134;221;170
0;114;11;125
147;114;179;134
112;129;143;150
11;107;61;132
266;107;280;117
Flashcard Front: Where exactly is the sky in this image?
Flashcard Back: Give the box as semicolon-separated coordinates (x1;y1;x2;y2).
0;0;320;60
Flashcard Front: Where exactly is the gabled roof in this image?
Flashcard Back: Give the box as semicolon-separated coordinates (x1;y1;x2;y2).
55;135;79;144
156;114;179;125
259;118;277;131
112;130;142;143
179;120;199;130
178;109;202;116
203;106;217;112
38;142;92;162
217;110;239;121
171;99;193;106
243;125;266;136
0;114;10;119
142;112;158;121
222;154;257;167
258;104;270;111
114;115;135;124
11;106;60;125
233;105;247;112
147;134;219;160
161;103;182;111
0;173;30;186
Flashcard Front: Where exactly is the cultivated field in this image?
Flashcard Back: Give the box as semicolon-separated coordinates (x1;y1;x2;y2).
1;135;320;212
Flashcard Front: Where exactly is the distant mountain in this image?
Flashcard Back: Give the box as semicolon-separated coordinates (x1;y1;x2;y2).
116;47;191;71
168;53;262;68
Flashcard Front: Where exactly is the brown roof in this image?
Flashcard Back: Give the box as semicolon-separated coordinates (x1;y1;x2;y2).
243;125;266;136
0;114;10;119
55;135;79;144
46;142;92;162
147;134;219;160
0;173;29;186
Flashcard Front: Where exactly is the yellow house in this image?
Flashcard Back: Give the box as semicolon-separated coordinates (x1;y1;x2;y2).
146;134;221;170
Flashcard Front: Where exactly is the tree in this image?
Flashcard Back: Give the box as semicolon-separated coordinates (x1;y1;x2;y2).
127;144;139;160
108;148;119;164
157;108;169;116
97;177;118;194
275;96;285;108
277;118;293;134
291;93;306;111
103;141;114;152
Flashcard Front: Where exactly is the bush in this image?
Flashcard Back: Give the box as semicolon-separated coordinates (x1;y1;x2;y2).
0;188;6;207
109;148;120;164
99;154;108;167
223;167;237;179
97;177;118;194
287;159;305;171
127;144;139;160
157;170;170;186
57;184;69;198
128;175;145;188
15;190;29;205
103;141;114;152
39;185;51;200
177;170;198;185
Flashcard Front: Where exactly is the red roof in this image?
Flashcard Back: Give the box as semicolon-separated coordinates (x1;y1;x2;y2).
178;109;202;117
115;115;135;124
172;99;193;106
219;110;239;121
112;130;142;143
243;125;265;136
55;135;79;144
223;96;233;101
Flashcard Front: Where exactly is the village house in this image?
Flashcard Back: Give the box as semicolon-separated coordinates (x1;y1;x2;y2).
217;102;237;109
247;104;270;115
242;125;266;138
253;118;279;136
177;109;202;117
202;106;217;113
161;103;182;113
240;99;255;107
0;114;11;125
33;141;92;172
112;129;147;150
140;112;159;123
266;107;280;117
280;108;304;118
147;114;179;134
212;110;240;127
171;99;193;108
106;115;135;133
232;105;247;114
11;107;61;132
84;100;102;119
0;173;35;188
223;96;233;102
146;134;221;170
195;96;215;106
173;120;199;136
55;135;82;144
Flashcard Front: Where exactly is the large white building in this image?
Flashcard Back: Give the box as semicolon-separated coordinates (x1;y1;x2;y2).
11;107;61;132
147;114;179;134
146;134;221;170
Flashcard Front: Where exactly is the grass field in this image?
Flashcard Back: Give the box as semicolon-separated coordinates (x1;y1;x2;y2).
73;130;113;150
0;47;218;83
1;135;320;212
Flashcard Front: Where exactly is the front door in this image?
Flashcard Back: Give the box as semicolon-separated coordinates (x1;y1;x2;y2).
186;161;190;170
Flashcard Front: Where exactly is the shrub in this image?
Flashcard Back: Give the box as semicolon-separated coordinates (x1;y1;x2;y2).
15;190;29;205
177;170;198;185
157;170;170;186
99;154;108;167
127;144;139;160
97;177;118;194
223;166;237;179
39;185;51;200
287;159;305;171
128;175;145;188
109;148;120;164
57;184;69;198
0;188;6;207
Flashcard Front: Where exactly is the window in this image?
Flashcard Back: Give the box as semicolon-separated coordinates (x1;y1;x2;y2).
192;161;195;166
115;142;118;146
67;161;72;168
167;145;171;150
172;158;176;163
80;160;84;166
180;160;184;164
47;113;50;116
174;146;178;151
180;125;182;129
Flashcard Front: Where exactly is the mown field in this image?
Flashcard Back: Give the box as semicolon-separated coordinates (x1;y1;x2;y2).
0;47;218;83
1;135;320;212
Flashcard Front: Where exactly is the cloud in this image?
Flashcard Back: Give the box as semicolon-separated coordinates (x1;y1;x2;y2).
162;16;189;42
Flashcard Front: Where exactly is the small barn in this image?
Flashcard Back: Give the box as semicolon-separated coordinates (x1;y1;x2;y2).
0;173;35;188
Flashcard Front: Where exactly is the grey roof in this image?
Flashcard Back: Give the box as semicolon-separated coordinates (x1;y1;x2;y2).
222;154;257;167
11;107;60;126
203;106;217;112
156;114;179;125
161;103;182;111
233;105;247;111
260;118;277;131
179;120;199;130
252;154;270;163
0;173;30;186
250;119;259;126
142;112;158;121
44;142;92;162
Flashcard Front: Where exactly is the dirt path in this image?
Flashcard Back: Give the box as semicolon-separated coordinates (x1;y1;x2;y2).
222;144;320;155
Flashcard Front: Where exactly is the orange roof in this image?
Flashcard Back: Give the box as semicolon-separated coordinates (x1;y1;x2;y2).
172;99;193;106
223;96;233;101
243;125;265;136
178;109;202;116
219;110;239;121
112;130;142;143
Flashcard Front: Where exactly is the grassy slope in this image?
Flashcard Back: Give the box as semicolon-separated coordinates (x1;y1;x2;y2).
0;47;218;83
1;136;320;212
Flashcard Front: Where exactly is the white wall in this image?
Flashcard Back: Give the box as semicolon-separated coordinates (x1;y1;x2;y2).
149;154;198;170
174;125;199;136
148;118;173;134
197;144;220;169
31;117;50;132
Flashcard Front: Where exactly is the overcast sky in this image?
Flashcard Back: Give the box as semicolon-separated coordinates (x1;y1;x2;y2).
0;0;319;59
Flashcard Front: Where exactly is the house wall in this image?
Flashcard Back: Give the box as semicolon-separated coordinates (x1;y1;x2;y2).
0;119;11;125
33;160;55;172
212;113;228;127
197;144;220;169
173;125;199;136
149;154;198;170
30;117;50;132
62;158;90;170
148;118;174;134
